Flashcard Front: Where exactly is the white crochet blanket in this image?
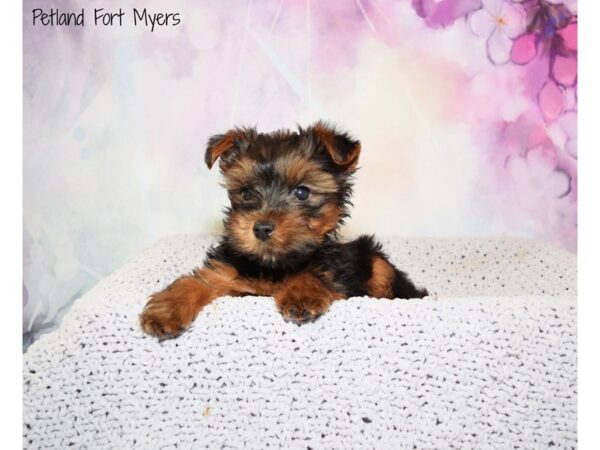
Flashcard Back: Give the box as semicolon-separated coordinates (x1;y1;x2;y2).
23;235;577;449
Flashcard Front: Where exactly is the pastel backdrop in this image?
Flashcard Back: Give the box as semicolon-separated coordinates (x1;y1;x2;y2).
23;0;577;346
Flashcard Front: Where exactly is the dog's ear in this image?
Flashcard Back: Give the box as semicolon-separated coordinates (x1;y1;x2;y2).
205;128;254;169
309;121;361;168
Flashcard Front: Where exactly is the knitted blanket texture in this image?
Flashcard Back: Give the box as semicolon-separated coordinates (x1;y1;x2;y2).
23;235;577;449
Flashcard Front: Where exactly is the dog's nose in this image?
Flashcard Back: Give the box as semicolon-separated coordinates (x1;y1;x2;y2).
253;221;275;241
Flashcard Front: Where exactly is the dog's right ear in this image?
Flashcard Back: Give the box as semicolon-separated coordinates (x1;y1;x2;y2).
204;128;254;169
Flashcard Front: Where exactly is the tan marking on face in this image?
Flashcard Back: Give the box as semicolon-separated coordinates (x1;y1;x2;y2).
307;203;342;237
276;154;311;186
303;170;339;194
227;209;322;264
227;211;262;256
223;157;256;191
275;155;339;194
272;210;318;251
367;256;395;298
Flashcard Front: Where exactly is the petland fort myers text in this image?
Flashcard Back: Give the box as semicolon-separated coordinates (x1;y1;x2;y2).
32;8;181;32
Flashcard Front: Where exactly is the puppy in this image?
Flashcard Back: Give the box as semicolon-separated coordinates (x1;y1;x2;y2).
140;121;427;338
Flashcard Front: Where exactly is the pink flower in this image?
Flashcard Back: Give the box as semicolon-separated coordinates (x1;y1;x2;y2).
551;21;577;87
561;112;577;159
511;18;577;85
510;32;538;64
468;0;526;65
508;1;577;122
505;146;571;199
412;0;482;28
548;111;577;159
538;80;565;122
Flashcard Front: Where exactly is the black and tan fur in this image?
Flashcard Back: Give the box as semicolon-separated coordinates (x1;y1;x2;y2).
140;121;427;338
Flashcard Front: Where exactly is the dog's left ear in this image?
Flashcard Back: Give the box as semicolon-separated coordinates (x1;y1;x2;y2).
309;121;361;168
205;128;254;169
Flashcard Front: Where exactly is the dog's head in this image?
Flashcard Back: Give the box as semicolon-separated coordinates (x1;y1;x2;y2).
205;121;360;267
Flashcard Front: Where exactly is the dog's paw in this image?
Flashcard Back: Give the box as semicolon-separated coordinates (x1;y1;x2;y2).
140;292;193;339
140;276;210;339
275;292;332;324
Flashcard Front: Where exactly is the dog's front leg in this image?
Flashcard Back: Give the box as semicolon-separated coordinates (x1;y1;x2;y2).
274;271;344;324
140;260;240;339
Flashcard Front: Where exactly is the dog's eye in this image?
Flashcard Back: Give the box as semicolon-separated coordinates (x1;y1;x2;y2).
241;188;253;201
293;185;311;201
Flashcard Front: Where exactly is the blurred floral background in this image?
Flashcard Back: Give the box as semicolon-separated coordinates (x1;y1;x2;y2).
23;0;577;348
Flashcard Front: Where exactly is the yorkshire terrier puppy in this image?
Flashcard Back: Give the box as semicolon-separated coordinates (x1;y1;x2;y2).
140;121;427;338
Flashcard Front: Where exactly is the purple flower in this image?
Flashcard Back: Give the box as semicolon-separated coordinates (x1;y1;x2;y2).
412;0;482;28
509;1;577;121
511;2;576;72
546;0;577;13
468;0;527;65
